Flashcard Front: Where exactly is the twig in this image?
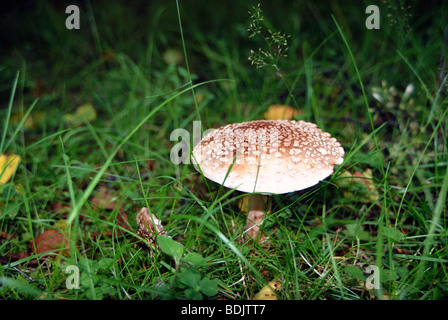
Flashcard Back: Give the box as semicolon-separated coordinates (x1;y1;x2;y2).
0;253;48;292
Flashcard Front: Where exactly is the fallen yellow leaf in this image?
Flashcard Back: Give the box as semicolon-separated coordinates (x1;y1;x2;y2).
9;112;35;129
264;105;300;120
162;49;183;66
63;104;97;126
254;280;282;300
336;169;379;203
0;154;21;184
9;111;45;129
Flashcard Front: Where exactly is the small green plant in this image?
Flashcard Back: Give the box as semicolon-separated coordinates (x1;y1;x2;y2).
247;3;290;76
155;236;218;300
77;257;118;299
246;3;298;108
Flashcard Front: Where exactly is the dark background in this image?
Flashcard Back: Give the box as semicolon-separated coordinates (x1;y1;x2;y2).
1;0;444;106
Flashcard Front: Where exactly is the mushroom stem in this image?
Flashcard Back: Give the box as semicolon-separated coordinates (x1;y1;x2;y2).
244;194;271;242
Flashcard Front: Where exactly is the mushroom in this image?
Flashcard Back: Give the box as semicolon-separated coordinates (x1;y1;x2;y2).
136;207;167;254
191;120;344;242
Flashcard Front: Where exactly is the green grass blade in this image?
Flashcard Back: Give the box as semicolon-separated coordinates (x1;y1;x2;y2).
66;79;222;225
3;99;39;153
1;71;20;155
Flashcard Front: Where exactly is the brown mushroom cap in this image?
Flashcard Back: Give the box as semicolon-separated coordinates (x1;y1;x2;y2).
191;120;344;194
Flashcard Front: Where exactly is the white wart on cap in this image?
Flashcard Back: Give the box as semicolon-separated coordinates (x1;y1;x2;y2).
191;120;344;194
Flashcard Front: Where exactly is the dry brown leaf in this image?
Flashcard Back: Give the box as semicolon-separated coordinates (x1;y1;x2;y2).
0;231;14;240
264;105;300;120
102;50;116;62
39;291;69;300
90;186;118;210
32;80;55;98
146;159;155;171
3;251;30;262
116;207;132;235
31;229;70;258
88;186;132;238
53;201;71;215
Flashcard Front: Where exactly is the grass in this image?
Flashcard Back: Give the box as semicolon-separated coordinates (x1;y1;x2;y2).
0;0;447;300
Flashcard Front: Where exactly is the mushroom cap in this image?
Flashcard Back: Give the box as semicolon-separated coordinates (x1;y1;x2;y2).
191;120;344;194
